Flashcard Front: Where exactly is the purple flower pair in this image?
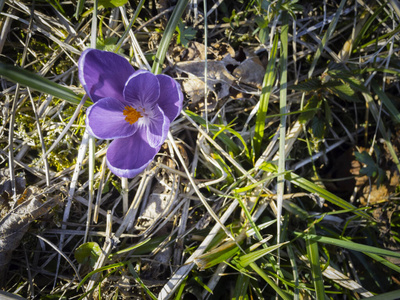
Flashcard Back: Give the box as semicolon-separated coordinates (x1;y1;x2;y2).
79;49;183;178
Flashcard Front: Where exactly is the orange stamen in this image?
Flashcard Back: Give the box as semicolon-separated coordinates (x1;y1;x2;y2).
123;106;142;125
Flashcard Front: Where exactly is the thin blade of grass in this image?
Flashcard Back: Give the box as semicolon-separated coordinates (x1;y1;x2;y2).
115;0;145;53
352;5;384;52
308;0;347;78
253;34;279;158
287;244;300;300
362;91;400;173
27;88;50;186
249;262;291;300
364;289;400;300
236;243;287;268
158;199;239;299
261;163;370;219
305;225;326;299
194;237;242;270
284;171;371;219
0;63;88;106
277;9;289;250
75;0;85;19
371;80;400;124
185;110;241;156
127;262;158;300
152;0;190;75
77;262;126;289
294;232;400;258
364;252;400;274
234;171;285;194
232;274;250;299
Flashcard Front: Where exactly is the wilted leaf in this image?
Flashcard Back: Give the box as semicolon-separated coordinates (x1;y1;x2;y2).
0;179;62;283
232;54;266;88
177;61;236;103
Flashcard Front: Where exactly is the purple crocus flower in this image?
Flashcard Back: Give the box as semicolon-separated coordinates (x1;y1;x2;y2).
79;49;183;178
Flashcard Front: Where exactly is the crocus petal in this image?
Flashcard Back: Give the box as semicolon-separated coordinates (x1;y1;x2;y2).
86;97;138;140
123;70;160;107
79;49;135;102
106;133;161;178
139;104;170;148
156;74;184;122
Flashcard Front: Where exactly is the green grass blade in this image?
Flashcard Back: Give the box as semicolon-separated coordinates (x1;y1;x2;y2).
77;262;126;289
194;230;246;270
75;0;85;19
236;243;287;268
216;125;251;160
253;34;279;158
364;289;400;300
234;192;258;238
115;0;145;53
306;225;326;299
174;277;187;300
362;68;400;77
362;92;400;173
185;110;241;156
364;252;400;273
0;63;89;106
127;262;158;300
193;274;213;294
287;244;300;300
261;161;368;218
352;5;385;51
284;171;371;219
131;235;170;255
277;10;289;248
109;238;151;257
234;171;285;194
371;80;400;124
249;262;291;300
295;233;400;258
232;273;250;299
152;0;189;74
308;0;346;78
194;241;241;270
360;22;400;49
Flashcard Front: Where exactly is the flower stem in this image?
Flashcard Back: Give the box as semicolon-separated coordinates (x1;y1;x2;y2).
151;0;189;75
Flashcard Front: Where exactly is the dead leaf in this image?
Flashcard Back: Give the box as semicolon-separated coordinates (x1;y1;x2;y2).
0;176;62;285
232;55;265;89
173;41;207;62
176;60;236;104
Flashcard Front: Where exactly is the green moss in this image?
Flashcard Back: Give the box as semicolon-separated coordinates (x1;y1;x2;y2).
14;97;85;172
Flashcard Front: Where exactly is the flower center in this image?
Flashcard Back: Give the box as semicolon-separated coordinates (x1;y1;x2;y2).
123;106;143;125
